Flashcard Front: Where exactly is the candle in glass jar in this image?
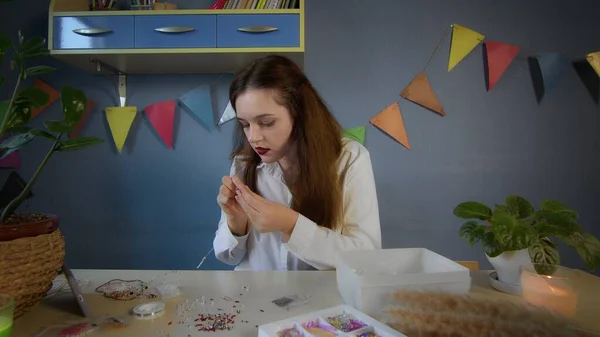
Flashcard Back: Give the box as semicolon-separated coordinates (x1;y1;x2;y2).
520;271;577;317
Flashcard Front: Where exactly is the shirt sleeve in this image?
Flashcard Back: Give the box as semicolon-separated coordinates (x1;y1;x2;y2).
213;158;250;266
283;145;382;270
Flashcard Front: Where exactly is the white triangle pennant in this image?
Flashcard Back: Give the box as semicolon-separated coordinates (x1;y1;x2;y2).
218;101;236;125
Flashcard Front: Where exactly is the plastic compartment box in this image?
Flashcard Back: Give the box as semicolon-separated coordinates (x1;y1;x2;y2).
257;304;406;337
335;248;471;317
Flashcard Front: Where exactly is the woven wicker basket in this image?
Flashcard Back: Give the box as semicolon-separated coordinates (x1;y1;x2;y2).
0;229;65;318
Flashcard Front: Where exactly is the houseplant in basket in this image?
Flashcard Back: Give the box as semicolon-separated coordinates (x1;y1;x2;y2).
453;195;600;285
0;28;103;318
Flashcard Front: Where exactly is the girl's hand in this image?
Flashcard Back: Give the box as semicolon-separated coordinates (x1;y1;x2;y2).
232;176;299;235
217;176;248;235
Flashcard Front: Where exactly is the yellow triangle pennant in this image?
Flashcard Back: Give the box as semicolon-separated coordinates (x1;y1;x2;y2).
448;24;485;72
586;51;600;77
105;106;137;153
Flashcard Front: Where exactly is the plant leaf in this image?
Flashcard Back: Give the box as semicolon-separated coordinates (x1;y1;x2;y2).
44;120;72;133
0;99;9;126
0;31;11;53
459;221;487;246
7;103;31;128
18;87;49;108
60;86;87;126
482;230;504;257
25;65;55;77
533;210;584;237
20;36;48;59
29;128;58;140
0;132;35;159
57;137;103;151
453;201;492;220
540;199;578;220
505;195;535;219
559;232;600;271
529;237;559;266
490;207;536;251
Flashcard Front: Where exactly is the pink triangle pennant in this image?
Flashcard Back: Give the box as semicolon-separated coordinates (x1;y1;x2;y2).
145;100;176;149
0;151;21;169
485;41;520;91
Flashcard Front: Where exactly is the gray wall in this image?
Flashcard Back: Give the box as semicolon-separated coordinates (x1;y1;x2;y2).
1;0;598;273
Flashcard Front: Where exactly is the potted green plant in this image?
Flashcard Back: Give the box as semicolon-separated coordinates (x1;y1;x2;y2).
453;195;600;285
0;28;103;317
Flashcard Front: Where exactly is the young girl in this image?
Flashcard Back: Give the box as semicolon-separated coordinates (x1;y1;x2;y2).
213;55;381;271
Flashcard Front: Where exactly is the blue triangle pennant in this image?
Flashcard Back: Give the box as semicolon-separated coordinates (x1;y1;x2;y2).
531;53;570;102
179;84;214;131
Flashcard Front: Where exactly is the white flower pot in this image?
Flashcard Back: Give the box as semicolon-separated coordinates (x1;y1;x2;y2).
486;249;533;285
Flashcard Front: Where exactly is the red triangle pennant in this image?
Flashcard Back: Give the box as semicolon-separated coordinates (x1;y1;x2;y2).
400;72;445;116
69;100;94;139
485;41;520;91
145;100;176;149
31;78;60;119
0;151;20;169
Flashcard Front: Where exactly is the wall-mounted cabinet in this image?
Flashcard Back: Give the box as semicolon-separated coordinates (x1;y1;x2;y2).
48;0;305;74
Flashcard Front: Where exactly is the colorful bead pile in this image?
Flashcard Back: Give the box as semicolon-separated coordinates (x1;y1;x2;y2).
195;313;236;331
303;320;338;336
277;326;303;337
327;314;367;332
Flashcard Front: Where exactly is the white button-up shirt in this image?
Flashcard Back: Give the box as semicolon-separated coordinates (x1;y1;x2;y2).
213;138;382;270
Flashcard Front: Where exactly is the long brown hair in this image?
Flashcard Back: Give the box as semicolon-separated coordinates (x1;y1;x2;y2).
229;55;346;230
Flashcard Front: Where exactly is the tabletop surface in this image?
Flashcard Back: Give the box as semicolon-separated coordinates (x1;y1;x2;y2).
11;269;600;337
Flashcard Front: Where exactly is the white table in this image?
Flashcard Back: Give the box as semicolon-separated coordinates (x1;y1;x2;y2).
11;269;600;337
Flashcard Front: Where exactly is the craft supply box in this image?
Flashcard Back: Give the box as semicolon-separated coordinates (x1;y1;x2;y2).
258;304;406;337
335;248;471;317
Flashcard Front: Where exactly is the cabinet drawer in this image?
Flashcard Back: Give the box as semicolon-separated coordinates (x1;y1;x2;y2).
217;14;300;48
134;15;217;48
53;16;134;49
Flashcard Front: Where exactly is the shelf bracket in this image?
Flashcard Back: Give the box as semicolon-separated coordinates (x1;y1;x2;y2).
90;58;127;107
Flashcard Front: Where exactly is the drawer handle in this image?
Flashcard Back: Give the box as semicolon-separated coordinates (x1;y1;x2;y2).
155;27;196;33
72;28;113;35
237;26;278;33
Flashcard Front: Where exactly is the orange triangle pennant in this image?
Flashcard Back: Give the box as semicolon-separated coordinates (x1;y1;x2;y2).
400;72;446;116
369;102;410;150
31;78;60;119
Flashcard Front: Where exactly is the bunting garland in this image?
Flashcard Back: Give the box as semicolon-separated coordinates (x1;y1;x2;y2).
484;41;520;91
144;100;176;149
105;107;137;153
448;24;485;72
588;52;600;77
400;72;446;116
31;78;60;119
342;126;366;145
26;24;600;154
0;151;20;169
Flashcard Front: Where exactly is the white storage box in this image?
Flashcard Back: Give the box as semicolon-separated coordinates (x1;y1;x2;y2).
258;304;406;337
335;248;471;317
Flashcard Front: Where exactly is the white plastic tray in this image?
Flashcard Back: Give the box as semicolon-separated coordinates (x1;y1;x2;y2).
257;304;406;337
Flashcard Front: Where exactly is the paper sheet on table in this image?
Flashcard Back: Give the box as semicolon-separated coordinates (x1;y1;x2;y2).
485;41;520;91
218;101;236;125
31;78;60;119
586;51;600;77
179;84;214;131
448;24;485;72
400;72;445;116
343;126;366;145
68;100;94;139
369;102;410;150
105;106;137;153
145;100;175;149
